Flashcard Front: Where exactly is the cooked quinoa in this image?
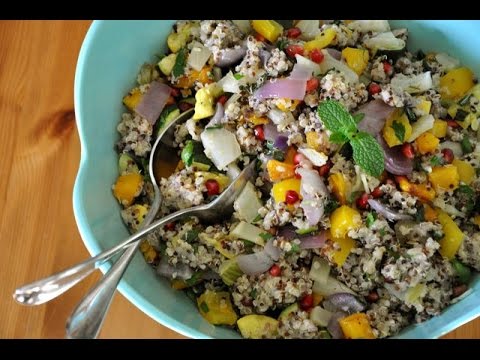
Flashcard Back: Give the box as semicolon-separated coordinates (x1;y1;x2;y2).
112;20;480;339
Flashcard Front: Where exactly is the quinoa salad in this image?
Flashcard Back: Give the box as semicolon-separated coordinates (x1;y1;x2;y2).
112;20;480;339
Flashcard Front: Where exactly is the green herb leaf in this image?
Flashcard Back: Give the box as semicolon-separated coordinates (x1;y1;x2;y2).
252;214;263;224
317;100;357;135
289;243;301;254
250;288;258;299
430;155;444;167
329;132;349;144
276;38;288;51
259;232;273;241
325;198;339;215
186;271;204;287
205;124;223;130
199;301;209;313
461;137;473;154
353;113;365;124
348;191;362;205
415;205;425;222
404;106;417;122
233;73;244;80
184;229;200;243
181;140;195;166
350;132;385;177
379;228;386;237
172;47;187;78
366;212;376;228
451;258;472;284
392;120;406;142
455;109;469;121
458;94;471;107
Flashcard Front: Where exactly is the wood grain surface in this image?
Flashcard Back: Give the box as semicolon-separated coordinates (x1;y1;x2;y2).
0;20;477;339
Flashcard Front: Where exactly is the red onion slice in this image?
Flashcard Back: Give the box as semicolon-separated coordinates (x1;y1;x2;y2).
376;135;413;176
299;231;328;249
263;122;281;142
237;251;274;276
135;81;171;124
323;293;366;314
254;78;307;100
274;135;289;151
368;199;412;221
356;99;395;136
327;311;347;339
277;226;298;240
157;259;194;280
215;47;247;67
326;48;342;60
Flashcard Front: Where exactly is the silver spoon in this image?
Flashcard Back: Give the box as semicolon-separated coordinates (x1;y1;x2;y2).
65;141;256;336
13;109;193;306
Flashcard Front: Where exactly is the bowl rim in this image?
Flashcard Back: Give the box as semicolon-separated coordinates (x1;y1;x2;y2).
72;19;480;339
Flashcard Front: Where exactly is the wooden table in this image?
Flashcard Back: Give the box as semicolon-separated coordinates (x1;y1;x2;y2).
0;20;477;339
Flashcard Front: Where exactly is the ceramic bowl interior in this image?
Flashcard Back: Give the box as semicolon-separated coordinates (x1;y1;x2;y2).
73;20;480;338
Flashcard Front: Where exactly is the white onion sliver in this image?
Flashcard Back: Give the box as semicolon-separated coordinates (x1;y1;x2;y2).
264;239;281;261
368;199;412;221
297;168;327;226
236;251;274;276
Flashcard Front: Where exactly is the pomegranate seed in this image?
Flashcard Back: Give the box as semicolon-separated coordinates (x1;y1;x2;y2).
368;82;381;96
285;44;304;58
255;33;265;42
306;77;319;92
205;179;220;196
447;120;460;128
318;161;332;177
170;87;181;97
441;148;454;164
371;186;384;198
294;171;302;179
285;190;300;204
179;102;194;112
286;27;302;39
300;294;314;310
366;290;379;303
356;192;370;210
309;48;325;64
293;152;304;165
164;222;176;231
217;94;228;105
267;227;277;235
254;125;265;141
401;143;415;159
383;61;393;74
453;284;468;298
269;264;281;277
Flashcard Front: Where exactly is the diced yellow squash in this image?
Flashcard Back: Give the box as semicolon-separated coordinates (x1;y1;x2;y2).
251;20;283;43
192;83;222;120
329;173;350;205
440;67;475;100
272;178;301;203
267;160;296;181
330;205;362;239
304;28;337;53
197;290;238;325
276;99;301;112
237;315;278;339
396;176;436;202
330;235;356;267
339;313;376;339
382;111;412;147
415;132;439;155
139;238;158;264
113;173;144;206
429;120;448;138
342;47;369;76
424;204;438;222
428;165;460;192
437;210;465;259
122;88;143;111
177;65;213;89
247;114;269;125
306;131;323;152
158;53;177;76
195;171;231;192
284;146;297;164
452;159;475;185
167;23;196;53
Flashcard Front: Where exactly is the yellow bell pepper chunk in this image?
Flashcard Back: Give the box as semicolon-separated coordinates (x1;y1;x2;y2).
304;28;337;53
452;159;475;185
306;131;324;152
440;67;475;100
113;173;144;207
339;313;376;339
284;146;297;164
396;176;436;202
429;119;448;138
267;160;297;182
330;235;356;267
177;65;213;89
122;88;143;111
424;204;438;222
195;171;231;192
382;110;412;147
415;132;439;155
247;114;269;125
276;99;301;112
330;205;362;239
342;47;370;76
437;210;465;259
428;165;460;192
329;173;350;205
313;293;324;307
251;20;283;43
197;290;238;325
272;178;301;203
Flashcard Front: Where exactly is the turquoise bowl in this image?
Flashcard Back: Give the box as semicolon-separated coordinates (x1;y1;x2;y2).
73;20;480;339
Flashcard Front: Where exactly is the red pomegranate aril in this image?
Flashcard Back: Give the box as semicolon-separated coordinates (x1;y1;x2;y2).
294;171;302;179
401;143;415;159
269;264;281;277
170;87;181;97
287;27;302;39
371;186;384;198
217;94;228;105
255;33;265;42
164;222;176;231
179;102;194;112
453;284;468;298
368;83;381;96
383;61;393;74
366;290;379;303
300;294;314;310
254;125;265;141
205;179;220;196
356;192;370;210
310;48;325;64
447;120;460;128
441;148;454;163
285;44;304;58
293;152;304;165
306;77;320;92
318;161;332;177
285;190;300;204
386;178;397;187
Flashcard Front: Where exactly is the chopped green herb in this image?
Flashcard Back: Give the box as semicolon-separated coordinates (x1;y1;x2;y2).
205;124;224;130
348;191;362;205
250;288;258;299
430;155;444;167
325;198;340;215
186;271;204;287
259;232;273;241
172;47;187;78
295;226;318;235
366;212;376;228
252;214;263;224
404;106;417;122
455;109;469;121
379;228;386;237
276;38;289;51
233;73;244;80
199;301;210;313
289;243;301;254
392;120;406;142
415;205;425;222
184;229;200;243
242;239;256;252
461;137;473;154
455;185;476;214
451;258;472;284
458;94;471;107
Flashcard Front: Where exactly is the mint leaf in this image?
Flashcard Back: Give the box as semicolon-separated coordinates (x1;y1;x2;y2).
430;155;444;167
172;47;187;78
353;113;365;123
318;100;357;135
233;73;244;80
329;132;349;144
350;132;385;177
366;212;376;228
392;121;405;142
259;232;273;241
